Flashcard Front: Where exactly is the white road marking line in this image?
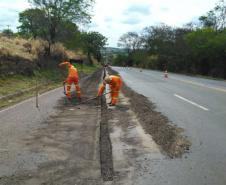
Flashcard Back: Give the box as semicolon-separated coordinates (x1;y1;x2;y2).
174;94;209;111
171;77;226;93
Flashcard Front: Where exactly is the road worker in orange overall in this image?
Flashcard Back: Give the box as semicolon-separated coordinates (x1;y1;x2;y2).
98;75;122;106
59;60;81;101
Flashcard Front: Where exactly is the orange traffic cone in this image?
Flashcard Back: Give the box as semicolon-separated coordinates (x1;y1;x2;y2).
164;70;168;78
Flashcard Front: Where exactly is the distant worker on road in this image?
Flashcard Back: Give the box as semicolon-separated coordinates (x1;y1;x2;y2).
98;75;122;106
59;60;81;101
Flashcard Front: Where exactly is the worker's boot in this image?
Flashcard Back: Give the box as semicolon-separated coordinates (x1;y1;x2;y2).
67;95;72;101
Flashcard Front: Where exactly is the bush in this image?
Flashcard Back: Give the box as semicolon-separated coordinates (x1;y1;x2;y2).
0;47;10;57
50;43;67;60
30;39;49;57
23;42;32;53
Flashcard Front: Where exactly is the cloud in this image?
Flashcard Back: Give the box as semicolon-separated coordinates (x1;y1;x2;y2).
0;9;20;31
104;17;113;22
0;0;220;47
88;22;99;28
0;0;30;31
160;7;169;12
121;17;141;25
124;4;151;16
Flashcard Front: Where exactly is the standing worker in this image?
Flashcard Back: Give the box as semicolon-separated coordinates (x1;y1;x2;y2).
98;75;122;106
59;60;81;101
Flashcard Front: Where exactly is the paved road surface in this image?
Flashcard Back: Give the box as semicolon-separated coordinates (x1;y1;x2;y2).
0;87;101;185
113;67;226;185
0;88;64;176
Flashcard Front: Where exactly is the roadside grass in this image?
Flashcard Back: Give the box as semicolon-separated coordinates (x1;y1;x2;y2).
0;64;101;109
0;82;62;109
73;63;101;74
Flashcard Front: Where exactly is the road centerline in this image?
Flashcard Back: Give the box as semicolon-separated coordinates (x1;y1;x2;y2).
174;94;209;111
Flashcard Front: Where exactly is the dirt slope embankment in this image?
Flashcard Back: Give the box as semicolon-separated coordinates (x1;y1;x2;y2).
0;36;79;76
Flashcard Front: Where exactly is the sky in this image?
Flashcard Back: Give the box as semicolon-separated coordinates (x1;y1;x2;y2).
0;0;219;47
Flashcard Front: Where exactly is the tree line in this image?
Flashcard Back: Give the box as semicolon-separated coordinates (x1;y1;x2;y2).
1;0;107;65
115;0;226;78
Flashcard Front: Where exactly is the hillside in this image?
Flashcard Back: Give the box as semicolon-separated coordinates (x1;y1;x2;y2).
103;47;127;55
0;36;99;108
0;36;85;76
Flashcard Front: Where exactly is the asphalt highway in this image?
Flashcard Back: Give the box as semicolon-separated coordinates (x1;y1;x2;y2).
0;88;64;177
113;67;226;185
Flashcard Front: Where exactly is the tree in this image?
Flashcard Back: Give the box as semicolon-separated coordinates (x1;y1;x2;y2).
199;11;217;30
117;32;142;54
18;8;81;50
143;24;175;53
81;31;107;65
198;0;226;30
1;28;14;37
214;0;226;30
56;20;80;44
27;0;93;54
185;28;226;76
18;8;48;39
113;54;128;66
29;0;93;43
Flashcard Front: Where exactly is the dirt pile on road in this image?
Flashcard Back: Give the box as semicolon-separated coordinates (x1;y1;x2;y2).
108;68;191;158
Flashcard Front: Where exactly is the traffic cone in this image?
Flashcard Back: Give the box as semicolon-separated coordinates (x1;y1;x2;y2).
164;70;168;78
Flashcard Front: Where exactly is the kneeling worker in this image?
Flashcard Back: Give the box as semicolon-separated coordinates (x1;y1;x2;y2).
59;60;81;101
98;75;122;106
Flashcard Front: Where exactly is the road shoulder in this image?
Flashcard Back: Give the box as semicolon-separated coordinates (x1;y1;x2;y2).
0;70;103;185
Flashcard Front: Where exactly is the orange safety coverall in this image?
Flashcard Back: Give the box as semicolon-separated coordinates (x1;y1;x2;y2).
59;61;81;99
98;75;122;105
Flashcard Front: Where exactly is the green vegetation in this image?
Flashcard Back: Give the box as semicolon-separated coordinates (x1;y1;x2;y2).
18;0;93;53
0;0;106;108
73;63;101;74
17;0;107;64
114;0;226;79
0;64;100;108
0;69;63;108
81;32;108;64
0;65;100;96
